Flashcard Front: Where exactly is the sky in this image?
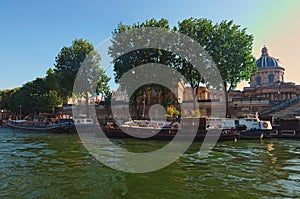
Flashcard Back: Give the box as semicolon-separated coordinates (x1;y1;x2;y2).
1;0;300;90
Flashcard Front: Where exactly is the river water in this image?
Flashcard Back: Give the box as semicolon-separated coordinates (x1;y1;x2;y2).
0;127;299;199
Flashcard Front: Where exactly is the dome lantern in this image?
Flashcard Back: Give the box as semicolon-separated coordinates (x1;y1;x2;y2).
261;46;269;56
256;46;280;68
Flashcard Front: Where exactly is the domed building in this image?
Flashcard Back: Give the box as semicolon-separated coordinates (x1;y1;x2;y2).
250;46;284;87
244;46;300;102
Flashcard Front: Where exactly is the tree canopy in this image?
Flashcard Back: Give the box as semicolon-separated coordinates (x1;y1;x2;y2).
54;39;110;110
178;18;256;114
0;38;111;117
109;18;178;105
109;18;256;114
5;76;62;116
54;39;106;100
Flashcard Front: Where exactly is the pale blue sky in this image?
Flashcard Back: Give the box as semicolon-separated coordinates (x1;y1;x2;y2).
1;0;299;90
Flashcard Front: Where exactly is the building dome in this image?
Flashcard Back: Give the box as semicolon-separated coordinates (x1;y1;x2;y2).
256;46;280;68
250;45;285;88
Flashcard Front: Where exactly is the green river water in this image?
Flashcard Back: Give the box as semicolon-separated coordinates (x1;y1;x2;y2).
0;127;299;199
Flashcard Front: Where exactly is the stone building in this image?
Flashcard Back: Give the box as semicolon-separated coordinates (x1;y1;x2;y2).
243;46;300;102
105;46;300;119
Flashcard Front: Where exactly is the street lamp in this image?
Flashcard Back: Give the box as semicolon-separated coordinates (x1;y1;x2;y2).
142;93;146;118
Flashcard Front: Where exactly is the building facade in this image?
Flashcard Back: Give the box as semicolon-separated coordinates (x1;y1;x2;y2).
243;46;300;102
107;46;300;119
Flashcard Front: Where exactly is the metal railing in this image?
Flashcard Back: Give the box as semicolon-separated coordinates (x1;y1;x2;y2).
261;95;300;116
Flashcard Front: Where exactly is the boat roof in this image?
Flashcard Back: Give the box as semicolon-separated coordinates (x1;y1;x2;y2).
12;120;27;123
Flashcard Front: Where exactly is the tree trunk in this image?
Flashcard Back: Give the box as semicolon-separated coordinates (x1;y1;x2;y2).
85;90;89;117
224;82;232;118
225;90;229;118
224;82;229;118
191;87;197;111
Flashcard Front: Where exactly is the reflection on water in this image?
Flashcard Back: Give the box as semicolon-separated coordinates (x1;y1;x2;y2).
0;127;299;198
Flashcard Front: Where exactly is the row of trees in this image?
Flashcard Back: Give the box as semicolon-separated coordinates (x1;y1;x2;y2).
1;17;256;117
0;39;110;116
0;69;62;114
109;18;256;114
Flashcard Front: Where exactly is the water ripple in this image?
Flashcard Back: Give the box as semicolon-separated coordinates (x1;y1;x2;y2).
0;128;300;198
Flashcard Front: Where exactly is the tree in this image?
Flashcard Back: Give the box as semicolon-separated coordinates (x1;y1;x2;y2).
178;18;256;115
42;90;62;114
7;77;63;116
54;39;97;103
110;18;256;116
0;88;19;110
110;18;172;84
96;73;111;100
45;68;59;91
54;38;110;115
177;18;214;106
103;90;112;117
166;106;180;120
109;18;177;110
208;20;256;115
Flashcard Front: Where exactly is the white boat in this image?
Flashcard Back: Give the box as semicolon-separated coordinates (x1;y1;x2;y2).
206;114;272;131
121;120;174;129
206;118;235;129
69;114;99;133
73;114;95;126
235;114;272;131
205;114;273;139
7;119;72;133
102;118;239;141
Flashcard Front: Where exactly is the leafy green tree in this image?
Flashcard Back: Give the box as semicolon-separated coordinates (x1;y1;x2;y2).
166;105;180;119
45;68;59;91
8;83;36;115
2;39;111;117
109;18;177;109
40;90;62;113
0;88;19;109
54;39;97;103
96;73;111;99
177;18;214;105
208;20;256;115
178;18;256;115
103;90;112;116
7;76;63;116
111;18;256;116
110;18;171;84
54;38;110;115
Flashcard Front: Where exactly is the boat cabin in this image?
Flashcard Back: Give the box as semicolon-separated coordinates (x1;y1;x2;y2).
73;114;94;125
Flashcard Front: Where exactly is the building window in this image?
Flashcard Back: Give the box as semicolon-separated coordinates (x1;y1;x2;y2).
268;74;275;83
256;76;261;85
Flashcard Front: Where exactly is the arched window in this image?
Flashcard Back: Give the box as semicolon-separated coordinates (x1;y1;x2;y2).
268;74;275;83
256;76;261;85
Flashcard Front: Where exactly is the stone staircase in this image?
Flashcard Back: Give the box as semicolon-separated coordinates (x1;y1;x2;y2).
272;101;300;118
261;96;300;118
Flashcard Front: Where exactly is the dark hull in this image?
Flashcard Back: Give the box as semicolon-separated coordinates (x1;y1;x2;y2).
239;130;264;140
7;123;71;133
100;127;238;142
270;129;300;139
238;130;275;140
271;118;300;139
